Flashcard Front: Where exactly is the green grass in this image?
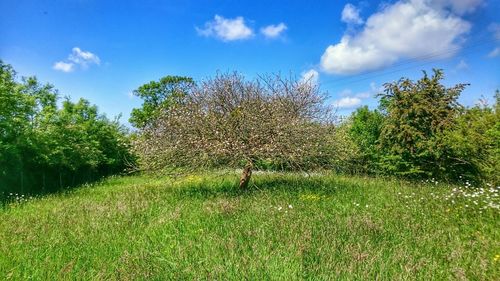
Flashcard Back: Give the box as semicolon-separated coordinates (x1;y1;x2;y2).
1;172;499;280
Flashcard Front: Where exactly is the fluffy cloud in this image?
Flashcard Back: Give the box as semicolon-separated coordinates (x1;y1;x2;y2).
321;0;475;75
332;97;362;108
53;47;100;72
487;23;500;58
456;59;468;70
261;23;287;38
197;15;253;41
68;47;100;67
52;61;75;73
301;69;319;85
488;47;500;58
341;4;363;25
332;82;382;109
430;0;483;15
490;23;500;40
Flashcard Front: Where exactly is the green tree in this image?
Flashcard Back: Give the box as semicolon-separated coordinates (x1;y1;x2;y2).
378;69;467;178
347;106;384;173
441;92;500;183
0;61;134;197
129;76;195;128
0;62;25;187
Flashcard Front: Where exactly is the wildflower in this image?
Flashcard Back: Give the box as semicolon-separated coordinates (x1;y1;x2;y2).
288;204;293;209
494;254;500;262
299;194;321;201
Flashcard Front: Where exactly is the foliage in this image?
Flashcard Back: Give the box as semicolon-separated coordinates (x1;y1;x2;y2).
342;70;498;183
132;69;498;184
347;106;384;173
134;73;339;186
377;69;468;179
441;92;500;183
129;76;195;129
0;61;134;197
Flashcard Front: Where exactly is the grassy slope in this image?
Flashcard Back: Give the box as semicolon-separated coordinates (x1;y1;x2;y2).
0;172;499;280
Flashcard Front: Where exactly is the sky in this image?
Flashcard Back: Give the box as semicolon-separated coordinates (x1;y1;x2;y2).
1;0;499;126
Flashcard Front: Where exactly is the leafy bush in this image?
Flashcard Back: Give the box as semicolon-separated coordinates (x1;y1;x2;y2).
342;70;498;184
346;106;384;174
377;69;467;179
0;61;135;197
441;93;500;183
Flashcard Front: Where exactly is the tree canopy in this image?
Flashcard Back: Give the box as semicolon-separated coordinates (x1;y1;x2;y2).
129;76;195;129
134;73;340;188
0;61;134;198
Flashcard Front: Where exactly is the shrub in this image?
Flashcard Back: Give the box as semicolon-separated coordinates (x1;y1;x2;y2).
441;93;500;183
347;106;384;174
377;69;467;179
0;61;135;197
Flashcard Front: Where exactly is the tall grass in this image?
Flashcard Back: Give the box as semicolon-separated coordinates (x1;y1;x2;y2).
1;172;498;280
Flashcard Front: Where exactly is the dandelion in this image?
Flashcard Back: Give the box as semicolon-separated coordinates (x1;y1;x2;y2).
494;254;500;262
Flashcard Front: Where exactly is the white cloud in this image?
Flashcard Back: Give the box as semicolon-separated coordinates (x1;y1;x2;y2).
341;3;363;25
52;61;75;73
355;82;384;98
332;97;362;108
197;15;253;41
301;69;319;85
488;47;500;58
489;23;500;40
487;23;500;58
430;0;483;15
68;47;100;67
321;0;474;75
456;59;468;70
53;47;100;72
261;23;287;38
333;82;382;108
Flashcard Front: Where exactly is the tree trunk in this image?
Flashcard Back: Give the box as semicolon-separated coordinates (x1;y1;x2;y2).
239;162;253;189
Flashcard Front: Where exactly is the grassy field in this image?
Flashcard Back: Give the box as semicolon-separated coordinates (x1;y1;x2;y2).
1;172;499;280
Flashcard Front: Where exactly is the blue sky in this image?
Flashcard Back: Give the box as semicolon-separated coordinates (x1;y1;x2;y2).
1;0;499;126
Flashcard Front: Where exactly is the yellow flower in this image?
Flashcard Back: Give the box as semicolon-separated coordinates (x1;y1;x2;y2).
494;254;500;262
